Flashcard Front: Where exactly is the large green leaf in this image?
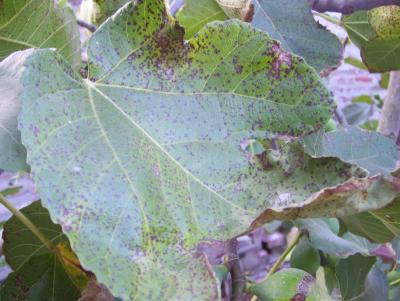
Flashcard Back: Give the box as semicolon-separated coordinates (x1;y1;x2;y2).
303;126;400;176
176;0;342;72
0;201;88;301
0;0;80;68
16;1;400;299
0;50;30;172
176;0;228;38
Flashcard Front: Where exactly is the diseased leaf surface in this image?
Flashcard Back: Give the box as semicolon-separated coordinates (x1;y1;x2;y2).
0;201;88;301
303;126;400;176
0;50;30;172
177;0;343;71
0;0;80;68
17;1;400;299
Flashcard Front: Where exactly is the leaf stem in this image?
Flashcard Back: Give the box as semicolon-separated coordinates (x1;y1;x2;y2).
249;230;303;301
0;193;55;252
313;12;343;26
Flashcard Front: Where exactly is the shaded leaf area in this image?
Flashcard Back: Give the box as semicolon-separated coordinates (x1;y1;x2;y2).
341;197;400;243
176;0;228;38
290;236;320;275
17;1;399;299
357;266;389;301
0;50;31;172
92;0;130;26
0;201;89;301
250;0;342;73
295;219;376;258
302;126;400;176
177;0;342;72
0;0;80;68
336;254;376;301
343;7;400;72
247;268;331;301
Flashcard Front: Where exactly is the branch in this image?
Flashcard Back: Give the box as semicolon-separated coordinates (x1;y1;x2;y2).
310;0;400;14
226;239;245;301
379;71;400;145
77;19;97;33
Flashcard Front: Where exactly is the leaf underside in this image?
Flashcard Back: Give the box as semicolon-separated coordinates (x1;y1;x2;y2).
16;0;400;300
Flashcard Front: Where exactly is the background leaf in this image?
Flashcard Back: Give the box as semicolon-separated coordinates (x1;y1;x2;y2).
341;197;400;243
0;0;81;68
361;38;400;72
247;268;331;301
0;50;31;172
303;126;399;176
290;236;321;275
0;201;88;301
342;11;377;48
296;219;376;257
354;266;389;301
336;254;376;301
92;0;130;25
250;0;342;72
343;8;400;72
176;0;228;38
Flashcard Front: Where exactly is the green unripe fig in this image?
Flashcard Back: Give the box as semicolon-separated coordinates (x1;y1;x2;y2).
368;6;400;38
290;237;321;275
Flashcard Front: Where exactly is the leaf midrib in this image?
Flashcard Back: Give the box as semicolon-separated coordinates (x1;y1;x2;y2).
94;82;323;109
